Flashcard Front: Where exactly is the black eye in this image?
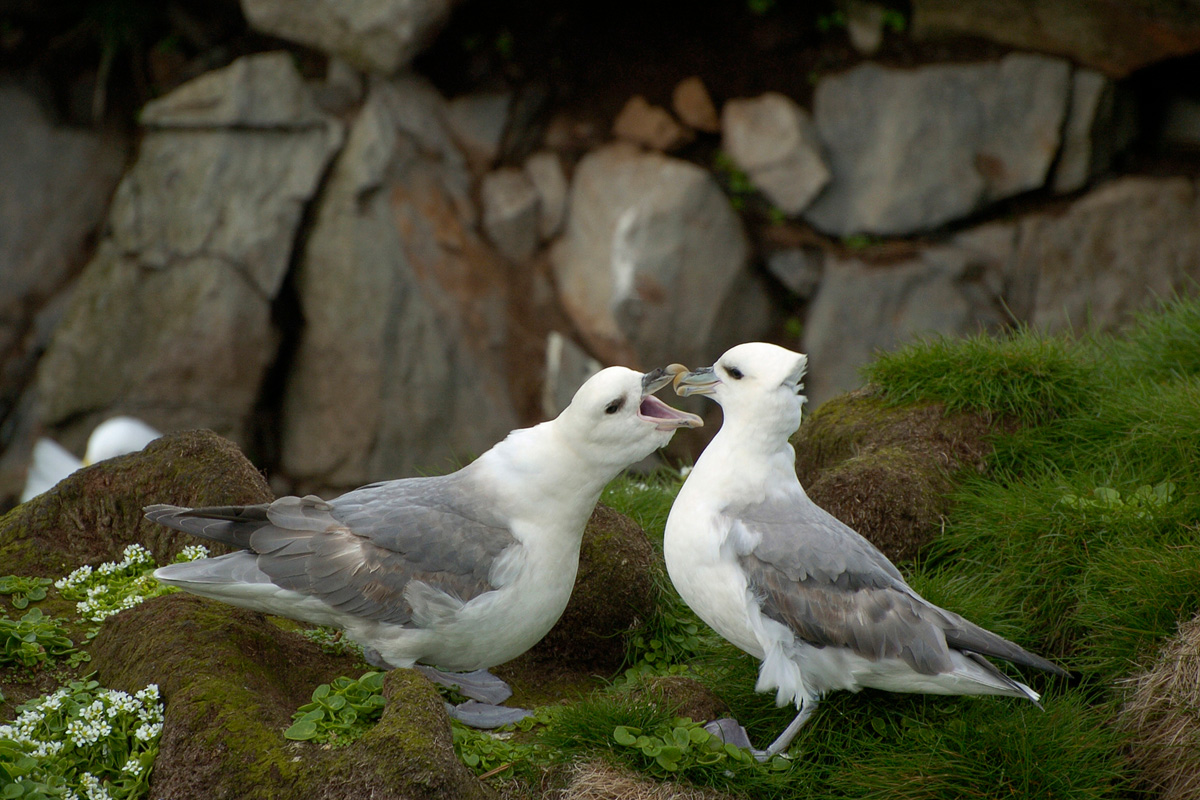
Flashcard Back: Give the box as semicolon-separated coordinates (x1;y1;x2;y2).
725;365;744;380
605;397;625;414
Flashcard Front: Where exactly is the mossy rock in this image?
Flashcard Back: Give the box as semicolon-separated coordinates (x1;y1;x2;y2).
0;429;272;576
1120;611;1200;799
791;387;993;562
499;504;657;706
90;592;495;800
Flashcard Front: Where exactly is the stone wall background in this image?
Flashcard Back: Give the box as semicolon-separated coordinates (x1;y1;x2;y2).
2;0;1200;504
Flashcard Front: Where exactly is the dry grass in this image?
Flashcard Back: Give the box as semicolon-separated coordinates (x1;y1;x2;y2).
552;760;735;800
1121;613;1200;800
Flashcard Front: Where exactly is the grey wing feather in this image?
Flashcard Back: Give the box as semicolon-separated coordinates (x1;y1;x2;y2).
730;494;1065;677
145;472;518;627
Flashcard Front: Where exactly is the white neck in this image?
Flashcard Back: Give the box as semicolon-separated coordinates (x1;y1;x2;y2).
687;412;801;505
468;420;618;530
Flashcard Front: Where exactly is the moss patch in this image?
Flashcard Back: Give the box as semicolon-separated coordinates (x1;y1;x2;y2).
791;388;993;562
0;430;273;576
89;593;494;800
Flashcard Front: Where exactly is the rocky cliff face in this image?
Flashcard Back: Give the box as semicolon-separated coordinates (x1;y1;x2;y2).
2;0;1200;502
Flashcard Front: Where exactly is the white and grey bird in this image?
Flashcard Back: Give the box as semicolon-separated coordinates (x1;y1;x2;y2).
664;343;1066;759
149;366;701;726
21;416;162;503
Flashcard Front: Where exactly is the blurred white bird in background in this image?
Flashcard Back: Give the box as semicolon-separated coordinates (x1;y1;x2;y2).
21;416;162;502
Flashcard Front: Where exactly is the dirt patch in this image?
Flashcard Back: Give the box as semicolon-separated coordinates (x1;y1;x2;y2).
791;386;993;562
1121;612;1200;800
549;759;735;800
0;429;273;577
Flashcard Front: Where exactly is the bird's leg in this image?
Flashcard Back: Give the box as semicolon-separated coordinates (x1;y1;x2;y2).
414;666;514;704
762;699;818;760
414;666;534;729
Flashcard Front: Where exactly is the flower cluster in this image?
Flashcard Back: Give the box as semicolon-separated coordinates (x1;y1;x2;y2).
54;543;209;626
0;679;164;800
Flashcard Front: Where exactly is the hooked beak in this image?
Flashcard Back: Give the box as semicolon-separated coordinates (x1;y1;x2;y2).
671;365;719;397
640;367;704;431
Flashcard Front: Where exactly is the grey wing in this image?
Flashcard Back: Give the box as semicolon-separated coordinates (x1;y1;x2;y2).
731;494;960;675
160;473;518;627
732;494;1065;676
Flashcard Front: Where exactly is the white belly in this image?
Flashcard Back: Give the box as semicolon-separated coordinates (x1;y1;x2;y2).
664;509;763;659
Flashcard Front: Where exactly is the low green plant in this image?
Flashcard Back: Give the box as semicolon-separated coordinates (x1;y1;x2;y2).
284;671;386;745
297;626;365;661
56;544;208;633
0;578;51;610
0;678;163;800
0;609;76;669
613;717;791;774
1060;481;1176;519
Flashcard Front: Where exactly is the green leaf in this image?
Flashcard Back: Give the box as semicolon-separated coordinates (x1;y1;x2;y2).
612;726;638;746
284;720;318;740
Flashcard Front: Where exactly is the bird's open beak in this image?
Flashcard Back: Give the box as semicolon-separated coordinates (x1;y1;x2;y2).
640;367;704;430
671;365;719;397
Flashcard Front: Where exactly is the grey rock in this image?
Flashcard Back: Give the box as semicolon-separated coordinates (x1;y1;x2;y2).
910;0;1200;78
766;248;823;298
1020;176;1200;334
524;151;568;240
445;92;512;170
312;58;366;115
542;331;601;419
239;0;453;75
721;93;830;216
805;54;1072;236
481;167;541;262
140;51;328;128
802;226;1017;405
846;1;888;55
551;143;749;370
0;81;127;441
1052;69;1135;194
280;77;517;488
34;55;343;448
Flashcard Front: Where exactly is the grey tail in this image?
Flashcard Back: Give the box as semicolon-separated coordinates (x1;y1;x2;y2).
945;621;1068;678
144;503;271;550
962;651;1043;708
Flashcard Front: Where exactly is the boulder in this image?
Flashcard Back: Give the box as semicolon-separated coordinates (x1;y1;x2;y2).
1020;176;1200;334
551;143;749;370
721;92;829;216
0;82;128;504
911;0;1200;78
765;247;822;299
33;53;343;448
542;331;601;419
91;594;494;800
805;54;1071;236
801;224;1016;405
524;150;569;240
0;430;271;577
1051;69;1135;194
481;167;541;262
445;91;512;171
239;0;454;75
612;95;694;152
279;77;517;489
672;76;720;134
792;388;993;563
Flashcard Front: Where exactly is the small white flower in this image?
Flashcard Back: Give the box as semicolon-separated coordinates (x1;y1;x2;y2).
122;756;144;775
134;722;162;741
179;544;209;561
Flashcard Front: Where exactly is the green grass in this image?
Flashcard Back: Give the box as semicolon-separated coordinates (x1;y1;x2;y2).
546;294;1200;798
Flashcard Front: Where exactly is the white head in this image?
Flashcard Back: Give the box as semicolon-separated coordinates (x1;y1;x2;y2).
554;366;703;470
83;416;162;465
673;343;808;440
